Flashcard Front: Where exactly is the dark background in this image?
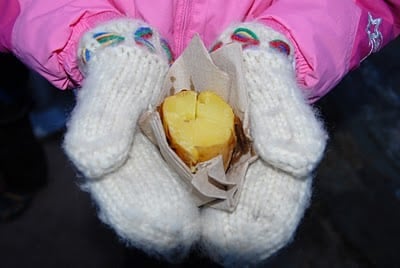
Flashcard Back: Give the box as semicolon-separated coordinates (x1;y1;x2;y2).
0;36;399;267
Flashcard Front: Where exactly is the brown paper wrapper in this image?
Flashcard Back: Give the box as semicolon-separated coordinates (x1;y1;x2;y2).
139;35;257;212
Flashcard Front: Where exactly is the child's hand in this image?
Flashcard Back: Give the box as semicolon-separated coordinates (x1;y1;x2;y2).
212;23;328;177
201;23;328;266
63;19;171;179
63;19;200;261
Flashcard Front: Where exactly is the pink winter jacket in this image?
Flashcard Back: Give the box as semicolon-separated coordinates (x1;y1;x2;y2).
1;0;399;102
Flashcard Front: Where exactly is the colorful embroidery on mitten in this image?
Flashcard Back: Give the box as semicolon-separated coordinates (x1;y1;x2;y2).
93;32;125;46
80;25;174;67
210;26;291;58
161;39;174;65
231;28;260;48
210;27;260;52
81;32;125;64
269;40;291;56
134;27;156;52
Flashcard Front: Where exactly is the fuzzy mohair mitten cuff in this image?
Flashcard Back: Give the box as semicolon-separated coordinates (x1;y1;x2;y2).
63;19;170;179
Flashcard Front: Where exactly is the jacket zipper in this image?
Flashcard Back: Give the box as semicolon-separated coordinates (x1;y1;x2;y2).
176;0;192;55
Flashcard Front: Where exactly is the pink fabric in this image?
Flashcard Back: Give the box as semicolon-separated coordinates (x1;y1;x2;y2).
12;1;124;89
6;0;400;101
350;0;400;70
257;0;362;101
0;0;20;52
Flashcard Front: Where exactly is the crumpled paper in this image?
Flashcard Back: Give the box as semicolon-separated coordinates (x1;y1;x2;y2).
139;35;257;212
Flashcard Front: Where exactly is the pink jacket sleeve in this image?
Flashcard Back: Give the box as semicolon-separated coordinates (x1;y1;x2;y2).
257;0;400;102
9;0;127;89
0;1;20;52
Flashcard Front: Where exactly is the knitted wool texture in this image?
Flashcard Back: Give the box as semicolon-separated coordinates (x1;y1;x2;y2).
64;19;172;179
83;132;200;262
63;19;200;261
200;23;327;267
63;19;327;266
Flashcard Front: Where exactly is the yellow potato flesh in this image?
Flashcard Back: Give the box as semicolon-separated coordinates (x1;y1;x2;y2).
161;90;236;172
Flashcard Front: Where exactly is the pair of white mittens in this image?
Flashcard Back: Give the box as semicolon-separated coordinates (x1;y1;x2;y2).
63;19;327;266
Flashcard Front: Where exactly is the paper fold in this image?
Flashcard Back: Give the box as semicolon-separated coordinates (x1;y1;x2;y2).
139;35;257;212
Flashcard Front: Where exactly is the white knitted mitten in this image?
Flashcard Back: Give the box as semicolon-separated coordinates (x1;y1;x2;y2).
64;19;199;261
200;23;328;266
201;161;312;267
64;19;171;179
84;132;200;262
